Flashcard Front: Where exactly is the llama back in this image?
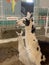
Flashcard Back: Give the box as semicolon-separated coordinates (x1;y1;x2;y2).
25;26;45;65
25;33;45;65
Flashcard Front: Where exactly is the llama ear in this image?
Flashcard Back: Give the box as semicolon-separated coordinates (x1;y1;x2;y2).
20;30;23;35
16;31;19;36
16;31;23;36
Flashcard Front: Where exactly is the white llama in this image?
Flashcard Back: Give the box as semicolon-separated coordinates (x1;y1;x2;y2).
16;30;34;65
17;12;46;65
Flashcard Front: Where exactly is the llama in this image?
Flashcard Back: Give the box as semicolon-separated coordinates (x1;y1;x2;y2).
17;12;46;65
16;30;34;65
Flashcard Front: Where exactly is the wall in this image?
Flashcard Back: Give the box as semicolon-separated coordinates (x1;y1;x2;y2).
40;0;49;8
0;0;21;17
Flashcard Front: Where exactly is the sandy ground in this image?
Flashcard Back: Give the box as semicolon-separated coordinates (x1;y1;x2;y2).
0;41;25;65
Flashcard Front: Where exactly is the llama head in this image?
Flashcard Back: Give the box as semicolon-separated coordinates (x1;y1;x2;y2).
17;12;35;33
23;12;36;33
23;12;33;26
17;12;33;26
23;19;30;26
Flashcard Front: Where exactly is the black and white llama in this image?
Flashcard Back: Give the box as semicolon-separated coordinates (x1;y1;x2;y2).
17;12;46;65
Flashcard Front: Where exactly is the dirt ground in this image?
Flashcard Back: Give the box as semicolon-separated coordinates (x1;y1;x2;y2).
0;41;25;65
1;27;25;39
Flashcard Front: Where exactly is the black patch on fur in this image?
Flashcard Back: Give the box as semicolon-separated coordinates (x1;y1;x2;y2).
40;61;45;65
37;47;39;51
23;19;30;26
33;39;35;41
41;55;43;59
31;18;33;22
31;25;35;33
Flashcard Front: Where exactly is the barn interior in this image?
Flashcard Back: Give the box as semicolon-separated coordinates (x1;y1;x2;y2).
0;0;49;65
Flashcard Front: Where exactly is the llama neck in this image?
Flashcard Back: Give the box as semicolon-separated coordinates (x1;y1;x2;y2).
25;21;33;33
